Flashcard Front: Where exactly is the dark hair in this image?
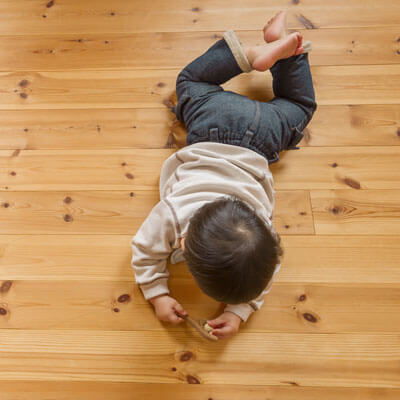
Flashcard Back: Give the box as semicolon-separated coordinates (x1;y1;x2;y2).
183;197;283;304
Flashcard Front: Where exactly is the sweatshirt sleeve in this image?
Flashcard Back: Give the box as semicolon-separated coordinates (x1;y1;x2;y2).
224;264;281;322
131;200;177;301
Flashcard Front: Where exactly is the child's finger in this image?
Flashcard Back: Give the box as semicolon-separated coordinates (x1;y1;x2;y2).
170;313;185;325
295;46;304;55
174;303;188;316
212;326;234;339
207;317;226;327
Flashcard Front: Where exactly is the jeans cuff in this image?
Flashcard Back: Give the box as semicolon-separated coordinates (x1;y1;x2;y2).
223;30;253;73
302;40;312;53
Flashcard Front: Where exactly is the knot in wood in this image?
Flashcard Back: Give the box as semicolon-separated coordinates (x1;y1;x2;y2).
331;206;341;215
298;294;306;302
19;79;29;88
303;312;318;323
180;351;193;362
117;294;131;303
186;374;200;384
343;177;361;189
63;214;73;222
0;281;12;293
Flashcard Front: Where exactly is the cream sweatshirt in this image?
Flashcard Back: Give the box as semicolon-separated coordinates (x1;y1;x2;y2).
131;141;281;322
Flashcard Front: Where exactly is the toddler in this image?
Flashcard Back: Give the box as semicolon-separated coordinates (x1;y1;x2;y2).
131;11;316;339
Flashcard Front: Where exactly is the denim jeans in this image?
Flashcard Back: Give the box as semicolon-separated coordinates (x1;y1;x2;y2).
173;36;317;164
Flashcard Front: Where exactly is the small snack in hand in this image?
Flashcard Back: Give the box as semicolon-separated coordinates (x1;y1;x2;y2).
203;322;215;336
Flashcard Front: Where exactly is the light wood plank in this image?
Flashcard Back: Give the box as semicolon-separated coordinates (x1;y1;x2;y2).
0;109;176;150
304;26;400;66
0;190;157;234
302;105;400;147
0;330;399;387
0;190;313;234
280;235;400;283
269;147;400;190
311;190;400;234
0;27;398;72
274;190;314;234
0;69;176;110
0;0;399;35
0;150;173;191
2;147;399;191
0;280;399;333
1;0;399;395
0;105;398;150
1;65;399;110
1;235;399;283
1;381;399;400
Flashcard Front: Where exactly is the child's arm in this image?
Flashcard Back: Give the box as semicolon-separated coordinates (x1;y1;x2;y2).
224;264;281;322
131;201;177;301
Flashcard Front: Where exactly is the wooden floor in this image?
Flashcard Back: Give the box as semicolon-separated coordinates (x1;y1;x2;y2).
1;1;400;398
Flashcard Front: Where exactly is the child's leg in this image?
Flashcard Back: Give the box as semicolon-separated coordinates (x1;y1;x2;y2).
249;12;317;162
174;30;305;150
174;33;251;126
254;53;317;163
271;53;316;135
173;13;315;160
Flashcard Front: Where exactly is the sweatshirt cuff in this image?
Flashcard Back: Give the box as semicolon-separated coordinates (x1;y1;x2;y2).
140;278;170;300
224;303;255;322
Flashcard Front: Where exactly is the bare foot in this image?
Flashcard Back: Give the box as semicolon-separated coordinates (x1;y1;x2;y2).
246;32;302;72
263;11;287;43
263;10;303;54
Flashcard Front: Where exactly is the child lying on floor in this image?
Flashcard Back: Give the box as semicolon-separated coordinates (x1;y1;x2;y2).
131;11;316;339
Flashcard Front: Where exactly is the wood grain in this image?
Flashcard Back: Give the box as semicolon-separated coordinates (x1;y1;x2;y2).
0;330;399;387
301;104;400;147
0;109;176;150
270;146;400;190
280;235;400;283
311;190;400;234
0;104;398;150
2;147;399;191
1;279;399;333
0;27;398;72
1;381;399;400
0;190;313;234
1;235;399;283
0;0;399;35
0;65;399;110
274;190;314;234
0;150;173;191
1;0;400;395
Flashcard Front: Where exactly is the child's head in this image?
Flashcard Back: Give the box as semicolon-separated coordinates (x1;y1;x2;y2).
183;197;283;304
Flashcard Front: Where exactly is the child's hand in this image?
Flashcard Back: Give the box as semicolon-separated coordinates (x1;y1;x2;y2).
149;294;188;325
207;311;242;339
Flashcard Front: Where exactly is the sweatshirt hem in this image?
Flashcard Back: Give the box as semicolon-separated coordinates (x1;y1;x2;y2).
140;277;170;300
224;303;255;322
